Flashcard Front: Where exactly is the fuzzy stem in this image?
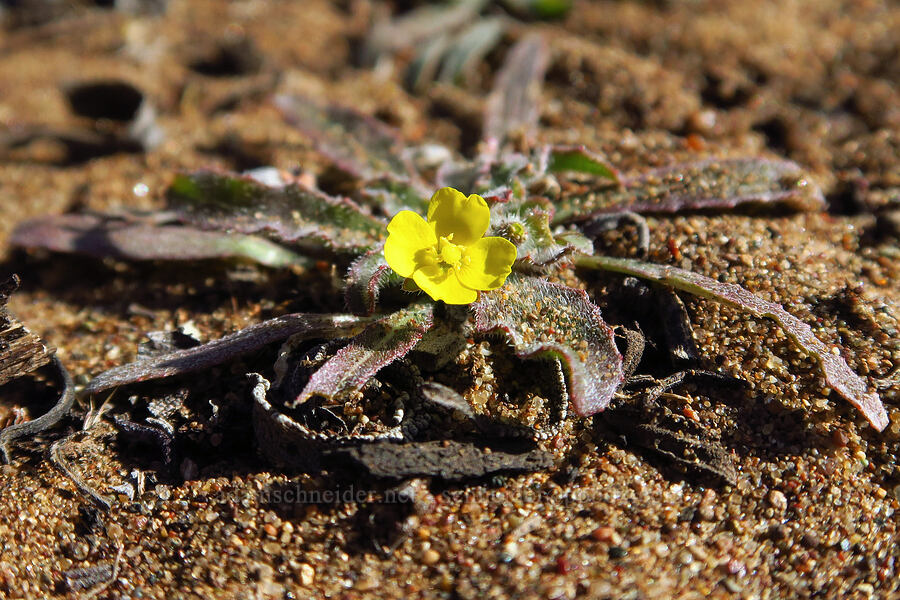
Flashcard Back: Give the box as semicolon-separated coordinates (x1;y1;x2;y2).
575;254;888;431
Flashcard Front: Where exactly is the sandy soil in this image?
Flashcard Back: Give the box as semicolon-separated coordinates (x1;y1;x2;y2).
0;1;898;598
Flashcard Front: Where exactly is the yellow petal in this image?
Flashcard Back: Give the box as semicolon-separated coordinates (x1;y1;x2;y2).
457;236;517;291
426;187;489;246
412;265;477;305
384;210;437;278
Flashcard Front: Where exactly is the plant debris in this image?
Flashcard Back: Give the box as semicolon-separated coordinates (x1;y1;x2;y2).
324;439;556;481
0;276;76;463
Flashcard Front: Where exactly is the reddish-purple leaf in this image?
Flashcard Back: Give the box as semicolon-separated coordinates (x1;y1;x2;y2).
364;0;487;59
11;213;305;267
484;34;549;152
295;305;434;406
579;255;889;431
553;158;825;223
274;95;415;181
473;275;624;417
84;313;370;396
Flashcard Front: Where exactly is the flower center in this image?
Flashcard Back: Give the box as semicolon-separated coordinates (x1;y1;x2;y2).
437;236;463;267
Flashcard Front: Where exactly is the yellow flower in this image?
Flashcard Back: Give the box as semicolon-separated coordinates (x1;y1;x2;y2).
384;187;517;304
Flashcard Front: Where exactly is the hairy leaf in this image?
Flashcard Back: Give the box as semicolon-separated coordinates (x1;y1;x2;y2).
295;305;434;406
484;34;549;152
167;170;385;255
344;245;404;316
553;158;825;223
12;213;306;268
361;177;431;217
274;95;414;181
474;274;624;416
553;230;594;257
579;255;889;431
84;313;370;396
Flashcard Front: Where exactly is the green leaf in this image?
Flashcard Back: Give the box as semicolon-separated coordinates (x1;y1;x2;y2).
168;170;385;255
473;274;624;417
554;230;594;256
501;0;572;19
577;255;889;431
547;145;619;181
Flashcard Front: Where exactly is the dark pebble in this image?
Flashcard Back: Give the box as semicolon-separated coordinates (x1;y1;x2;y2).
678;507;696;522
801;531;820;548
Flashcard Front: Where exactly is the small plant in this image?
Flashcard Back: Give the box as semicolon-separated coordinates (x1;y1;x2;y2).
8;37;888;481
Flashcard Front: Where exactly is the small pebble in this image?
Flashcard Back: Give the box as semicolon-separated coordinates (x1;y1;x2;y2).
857;583;875;595
422;549;441;566
769;524;790;541
298;563;315;586
727;520;745;535
262;541;281;555
831;429;849;447
801;531;820;548
155;485;171;501
698;503;716;522
555;555;574;574
355;576;381;591
500;540;518;562
107;523;124;541
767;490;788;512
591;527;622;544
71;542;89;560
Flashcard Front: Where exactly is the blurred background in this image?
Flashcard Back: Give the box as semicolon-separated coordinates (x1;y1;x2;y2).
1;0;897;229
